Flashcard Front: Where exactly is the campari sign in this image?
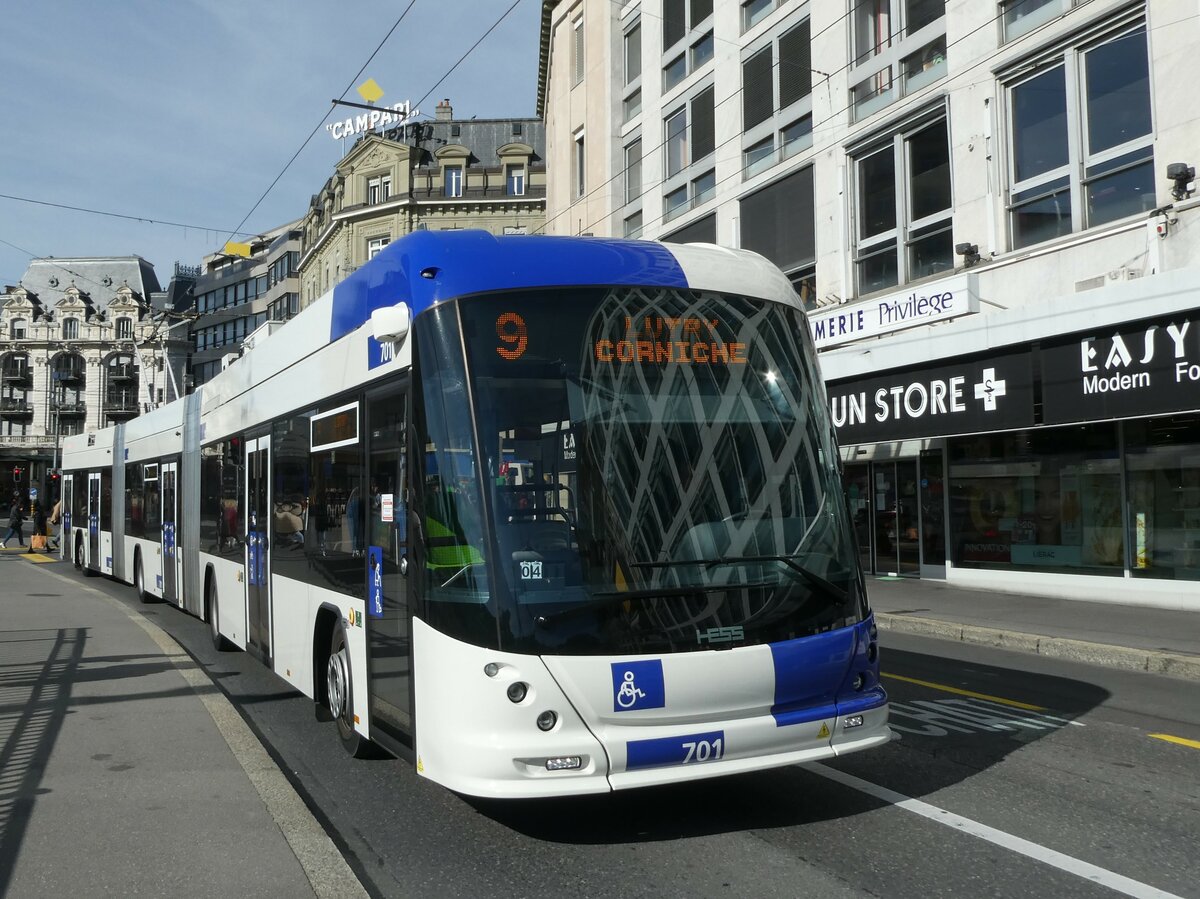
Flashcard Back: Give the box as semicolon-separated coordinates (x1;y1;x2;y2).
1041;309;1200;424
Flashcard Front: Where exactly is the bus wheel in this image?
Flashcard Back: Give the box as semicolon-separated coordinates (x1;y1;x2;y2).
327;625;373;758
134;553;151;603
207;578;232;652
73;535;83;571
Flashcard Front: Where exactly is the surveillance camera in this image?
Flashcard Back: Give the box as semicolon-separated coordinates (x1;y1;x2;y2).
954;242;977;256
1167;163;1195;201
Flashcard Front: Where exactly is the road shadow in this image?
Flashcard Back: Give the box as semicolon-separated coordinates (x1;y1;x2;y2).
467;645;1111;844
0;627;87;895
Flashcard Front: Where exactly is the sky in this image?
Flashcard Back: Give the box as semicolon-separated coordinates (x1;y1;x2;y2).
0;0;543;290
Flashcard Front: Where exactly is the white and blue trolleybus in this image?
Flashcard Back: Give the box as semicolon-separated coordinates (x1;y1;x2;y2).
61;231;890;797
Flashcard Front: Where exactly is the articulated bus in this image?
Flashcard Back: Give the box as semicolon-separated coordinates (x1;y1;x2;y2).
62;230;889;798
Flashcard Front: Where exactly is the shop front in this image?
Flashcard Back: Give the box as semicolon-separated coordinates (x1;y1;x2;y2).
824;301;1200;606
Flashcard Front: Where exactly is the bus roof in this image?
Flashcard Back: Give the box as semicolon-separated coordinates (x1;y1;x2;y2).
329;230;798;343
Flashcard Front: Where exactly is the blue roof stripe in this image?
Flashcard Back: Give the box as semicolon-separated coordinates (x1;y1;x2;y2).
330;230;689;343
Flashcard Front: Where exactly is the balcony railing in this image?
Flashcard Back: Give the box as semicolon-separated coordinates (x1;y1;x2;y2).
51;400;87;417
54;365;86;385
1;367;32;387
108;364;137;383
104;397;140;416
0;434;57;449
0;398;33;417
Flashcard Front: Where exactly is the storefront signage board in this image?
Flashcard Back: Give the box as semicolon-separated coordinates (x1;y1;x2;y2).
808;274;979;350
827;349;1035;444
1041;308;1200;424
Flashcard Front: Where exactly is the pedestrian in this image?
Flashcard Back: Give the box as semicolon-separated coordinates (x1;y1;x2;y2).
2;500;25;548
49;498;62;550
28;501;48;553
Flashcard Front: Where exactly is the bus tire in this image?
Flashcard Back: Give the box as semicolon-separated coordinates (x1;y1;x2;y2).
74;535;84;572
134;552;151;603
206;577;233;652
327;624;374;758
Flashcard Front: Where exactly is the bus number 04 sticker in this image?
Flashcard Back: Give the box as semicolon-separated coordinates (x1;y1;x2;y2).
519;560;543;580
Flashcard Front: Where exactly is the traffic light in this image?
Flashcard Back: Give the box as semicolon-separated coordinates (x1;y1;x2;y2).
11;466;21;482
49;470;60;483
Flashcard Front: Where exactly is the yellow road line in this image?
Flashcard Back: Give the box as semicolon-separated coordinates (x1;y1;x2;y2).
1149;733;1200;750
881;672;1047;711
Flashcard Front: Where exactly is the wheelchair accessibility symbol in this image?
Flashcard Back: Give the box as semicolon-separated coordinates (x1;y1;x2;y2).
616;671;646;709
611;659;665;712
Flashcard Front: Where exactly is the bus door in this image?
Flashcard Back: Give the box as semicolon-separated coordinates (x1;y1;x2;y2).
161;460;181;607
61;475;72;559
365;387;411;734
244;436;272;662
87;472;101;570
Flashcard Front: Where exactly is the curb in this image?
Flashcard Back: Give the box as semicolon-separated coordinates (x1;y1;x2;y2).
876;613;1200;682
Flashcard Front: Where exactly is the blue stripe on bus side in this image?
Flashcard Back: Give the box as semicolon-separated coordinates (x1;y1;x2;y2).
329;231;690;343
769;628;856;727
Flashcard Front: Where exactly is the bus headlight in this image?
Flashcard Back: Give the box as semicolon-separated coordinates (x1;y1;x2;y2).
536;710;558;731
545;756;582;771
507;681;528;703
484;663;500;677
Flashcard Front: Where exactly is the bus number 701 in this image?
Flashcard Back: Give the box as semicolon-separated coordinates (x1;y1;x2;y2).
682;737;724;763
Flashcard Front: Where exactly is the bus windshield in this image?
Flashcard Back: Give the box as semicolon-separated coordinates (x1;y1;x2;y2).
416;286;865;656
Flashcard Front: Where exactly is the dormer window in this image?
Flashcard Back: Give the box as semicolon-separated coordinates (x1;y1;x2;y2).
116;317;133;341
11;318;25;339
367;174;392;205
445;166;464;198
63;318;79;340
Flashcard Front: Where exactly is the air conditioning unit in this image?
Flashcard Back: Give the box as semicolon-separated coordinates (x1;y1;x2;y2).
1074;267;1141;293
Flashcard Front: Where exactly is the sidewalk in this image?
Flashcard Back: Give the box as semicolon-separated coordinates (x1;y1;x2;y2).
867;575;1200;681
0;550;366;898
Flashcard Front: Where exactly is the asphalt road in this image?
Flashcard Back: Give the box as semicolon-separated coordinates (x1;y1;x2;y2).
66;564;1200;898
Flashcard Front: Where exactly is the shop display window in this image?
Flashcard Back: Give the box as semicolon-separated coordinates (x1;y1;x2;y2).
948;424;1123;575
1125;415;1200;581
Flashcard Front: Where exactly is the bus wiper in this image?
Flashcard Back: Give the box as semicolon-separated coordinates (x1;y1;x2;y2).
631;555;848;605
533;581;772;626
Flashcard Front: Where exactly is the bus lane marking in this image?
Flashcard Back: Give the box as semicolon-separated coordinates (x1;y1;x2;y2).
1148;733;1200;750
887;698;1075;738
808;763;1184;899
881;672;1046;711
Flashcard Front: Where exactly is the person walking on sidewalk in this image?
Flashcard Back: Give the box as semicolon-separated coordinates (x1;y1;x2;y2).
28;501;48;553
2;500;25;548
49;498;63;550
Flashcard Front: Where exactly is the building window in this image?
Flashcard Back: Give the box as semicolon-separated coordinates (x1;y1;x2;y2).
574;132;586;199
741;18;813;176
664;85;714;181
10;318;25;339
115;317;132;341
367;174;392;205
740;166;817;302
368;236;390;259
623;89;643;124
663;0;713;52
1126;415;1200;583
573;15;585;86
624;20;641;84
445;166;463;198
625;138;642;206
742;0;778;32
1006;24;1154;251
853;115;953;295
62;318;79;340
502;226;529;235
624;211;644;239
1002;0;1068;42
663;29;714;94
850;0;946;121
505;164;526;196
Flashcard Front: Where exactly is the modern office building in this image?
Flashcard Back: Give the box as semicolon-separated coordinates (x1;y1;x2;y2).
538;0;1200;606
189;223;302;388
0;256;190;505
298;99;546;304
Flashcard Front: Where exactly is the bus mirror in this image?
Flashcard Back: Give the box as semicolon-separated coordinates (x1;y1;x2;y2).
371;302;411;344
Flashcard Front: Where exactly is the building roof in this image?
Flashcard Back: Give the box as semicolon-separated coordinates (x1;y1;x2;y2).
536;0;560;119
11;257;161;306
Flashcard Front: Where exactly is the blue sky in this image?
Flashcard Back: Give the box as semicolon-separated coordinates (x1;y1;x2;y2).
0;0;542;289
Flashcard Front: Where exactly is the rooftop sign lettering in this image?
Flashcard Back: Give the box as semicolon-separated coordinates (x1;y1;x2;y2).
326;100;419;141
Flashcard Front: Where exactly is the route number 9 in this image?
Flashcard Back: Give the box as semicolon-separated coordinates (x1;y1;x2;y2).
496;312;528;361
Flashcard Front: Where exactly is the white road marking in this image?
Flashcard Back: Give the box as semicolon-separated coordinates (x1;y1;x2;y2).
808;763;1183;899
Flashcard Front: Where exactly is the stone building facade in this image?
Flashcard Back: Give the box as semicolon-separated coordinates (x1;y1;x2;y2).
0;257;190;506
298;99;546;305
